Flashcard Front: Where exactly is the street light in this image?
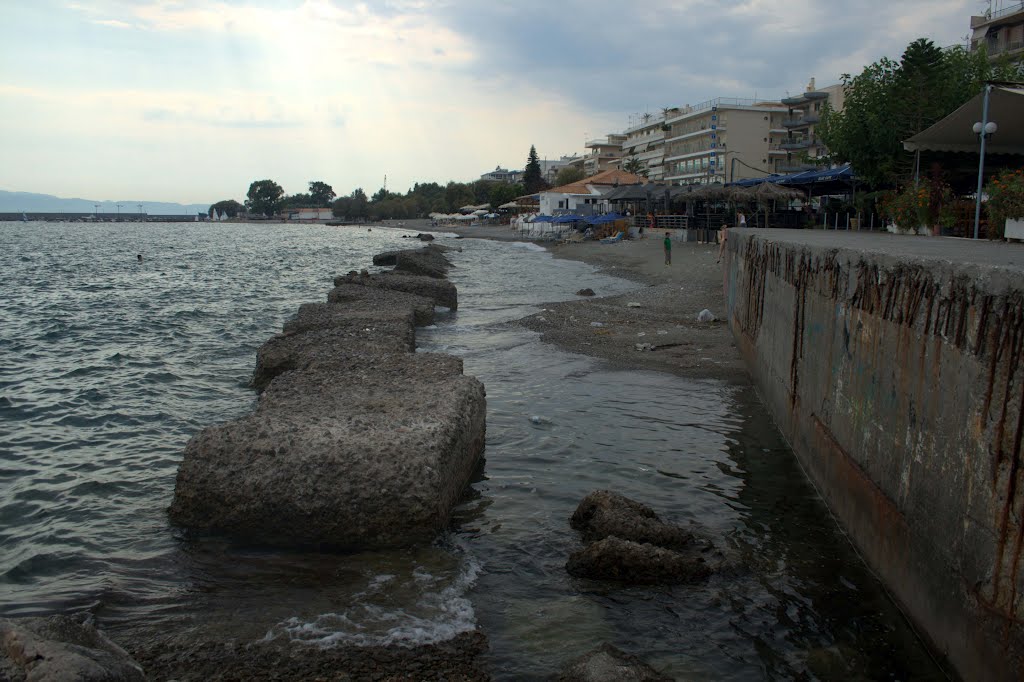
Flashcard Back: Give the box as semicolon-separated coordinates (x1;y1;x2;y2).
972;84;997;240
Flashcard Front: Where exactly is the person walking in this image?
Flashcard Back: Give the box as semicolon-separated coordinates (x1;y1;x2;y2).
737;211;747;228
663;231;672;266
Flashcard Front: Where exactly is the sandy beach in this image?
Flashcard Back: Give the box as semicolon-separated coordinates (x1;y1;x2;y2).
440;222;749;384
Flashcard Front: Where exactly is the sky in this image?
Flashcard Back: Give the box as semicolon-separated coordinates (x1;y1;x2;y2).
0;0;986;204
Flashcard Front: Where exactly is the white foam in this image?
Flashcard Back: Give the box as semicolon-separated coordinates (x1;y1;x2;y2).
267;551;481;649
506;241;547;252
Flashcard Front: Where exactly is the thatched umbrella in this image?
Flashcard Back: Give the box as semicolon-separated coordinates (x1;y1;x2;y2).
754;182;804;202
726;186;757;203
753;182;804;227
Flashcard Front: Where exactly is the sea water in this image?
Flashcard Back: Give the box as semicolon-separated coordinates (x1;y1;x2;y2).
0;222;945;679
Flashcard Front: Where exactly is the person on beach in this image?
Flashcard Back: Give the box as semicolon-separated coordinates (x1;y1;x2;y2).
663;231;672;266
737;211;746;228
716;224;728;263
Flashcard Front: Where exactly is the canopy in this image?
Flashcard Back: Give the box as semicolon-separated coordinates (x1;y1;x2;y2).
904;85;1024;155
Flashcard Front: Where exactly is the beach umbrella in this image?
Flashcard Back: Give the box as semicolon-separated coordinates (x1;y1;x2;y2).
725;186;756;203
754;182;803;202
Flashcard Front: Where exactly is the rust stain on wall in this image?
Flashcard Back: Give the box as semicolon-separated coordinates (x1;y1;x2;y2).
735;235;1024;673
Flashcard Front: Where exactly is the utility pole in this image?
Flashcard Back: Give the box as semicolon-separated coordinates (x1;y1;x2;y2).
93;203;100;218
116;203;122;220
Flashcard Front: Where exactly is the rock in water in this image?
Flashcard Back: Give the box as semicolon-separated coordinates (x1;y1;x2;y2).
566;537;711;584
0;615;145;681
169;353;486;549
576;288;596;297
558;643;671;682
570;490;693;550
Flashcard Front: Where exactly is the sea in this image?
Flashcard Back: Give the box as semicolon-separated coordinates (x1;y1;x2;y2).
0;221;946;680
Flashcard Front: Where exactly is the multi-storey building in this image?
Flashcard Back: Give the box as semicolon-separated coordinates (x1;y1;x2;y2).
539;155;583;185
582;135;626;176
619;117;670;181
661;98;788;185
776;79;845;173
971;2;1024;64
479;166;523;184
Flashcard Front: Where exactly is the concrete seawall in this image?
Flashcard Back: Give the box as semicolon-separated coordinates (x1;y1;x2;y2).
724;230;1024;681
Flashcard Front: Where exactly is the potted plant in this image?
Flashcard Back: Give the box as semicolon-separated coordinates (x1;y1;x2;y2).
986;168;1024;240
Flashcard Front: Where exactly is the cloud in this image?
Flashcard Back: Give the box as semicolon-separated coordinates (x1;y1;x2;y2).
3;0;984;202
91;18;133;29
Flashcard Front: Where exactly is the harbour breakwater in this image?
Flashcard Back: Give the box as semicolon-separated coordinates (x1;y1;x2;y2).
723;229;1024;681
169;242;487;549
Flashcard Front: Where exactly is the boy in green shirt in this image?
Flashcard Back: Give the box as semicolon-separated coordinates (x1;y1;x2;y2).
663;232;672;266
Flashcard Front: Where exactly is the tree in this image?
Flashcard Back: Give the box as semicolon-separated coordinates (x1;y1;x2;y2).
623;156;644;175
245;179;284;216
309;181;336;207
819;39;1021;187
554;166;585;186
523;145;547;194
208;199;243;218
280;193;312;209
350;188;368;219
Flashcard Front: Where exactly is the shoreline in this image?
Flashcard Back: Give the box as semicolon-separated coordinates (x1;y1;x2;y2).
444;222;750;384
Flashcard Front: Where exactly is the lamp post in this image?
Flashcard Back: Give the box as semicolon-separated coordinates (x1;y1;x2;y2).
972;84;996;240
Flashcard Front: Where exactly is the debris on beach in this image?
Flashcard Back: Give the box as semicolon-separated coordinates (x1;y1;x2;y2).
696;308;717;322
635;343;654;352
590;322;604;327
627;302;642;308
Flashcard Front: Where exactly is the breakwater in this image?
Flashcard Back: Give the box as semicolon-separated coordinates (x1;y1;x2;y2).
170;243;486;550
724;229;1024;681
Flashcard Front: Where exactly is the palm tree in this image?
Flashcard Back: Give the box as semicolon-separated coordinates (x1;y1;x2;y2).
623;156;643;175
641;112;652;124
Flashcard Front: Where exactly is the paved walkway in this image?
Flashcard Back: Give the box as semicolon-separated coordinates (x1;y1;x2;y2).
744;229;1024;270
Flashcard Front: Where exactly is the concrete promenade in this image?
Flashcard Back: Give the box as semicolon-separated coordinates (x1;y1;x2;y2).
724;229;1024;681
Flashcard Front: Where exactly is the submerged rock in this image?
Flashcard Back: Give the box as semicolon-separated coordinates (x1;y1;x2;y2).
558;643;671;682
170;352;486;549
570;490;693;550
576;288;596;297
566;536;711;585
0;615;145;681
334;271;458;310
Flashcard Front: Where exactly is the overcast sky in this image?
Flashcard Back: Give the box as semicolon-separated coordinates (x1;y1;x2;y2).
1;0;983;203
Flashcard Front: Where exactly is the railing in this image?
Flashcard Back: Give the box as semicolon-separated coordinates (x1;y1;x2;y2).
631;215;689;231
989;2;1024;21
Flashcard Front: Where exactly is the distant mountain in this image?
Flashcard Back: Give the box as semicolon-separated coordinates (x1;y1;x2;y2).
0;190;210;215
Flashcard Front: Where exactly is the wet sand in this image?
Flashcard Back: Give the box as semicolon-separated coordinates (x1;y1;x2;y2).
445;222;749;384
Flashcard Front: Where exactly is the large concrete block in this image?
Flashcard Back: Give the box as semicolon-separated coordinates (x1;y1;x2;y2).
169;353;486;549
326;284;436;326
334;271;458;310
0;615;145;681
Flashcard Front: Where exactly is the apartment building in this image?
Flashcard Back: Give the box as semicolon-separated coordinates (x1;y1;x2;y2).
661;98;788;185
971;2;1024;64
619;116;671;181
479;166;523;184
582;134;626;176
540;155;583;185
775;79;845;173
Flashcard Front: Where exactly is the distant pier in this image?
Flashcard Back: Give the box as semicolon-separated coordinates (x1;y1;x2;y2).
0;212;207;222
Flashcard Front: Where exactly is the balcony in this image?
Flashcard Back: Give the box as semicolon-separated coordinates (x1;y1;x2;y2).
780;138;814;150
782;113;820;128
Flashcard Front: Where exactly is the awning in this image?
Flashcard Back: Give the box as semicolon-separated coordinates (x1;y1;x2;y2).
903;85;1024;155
